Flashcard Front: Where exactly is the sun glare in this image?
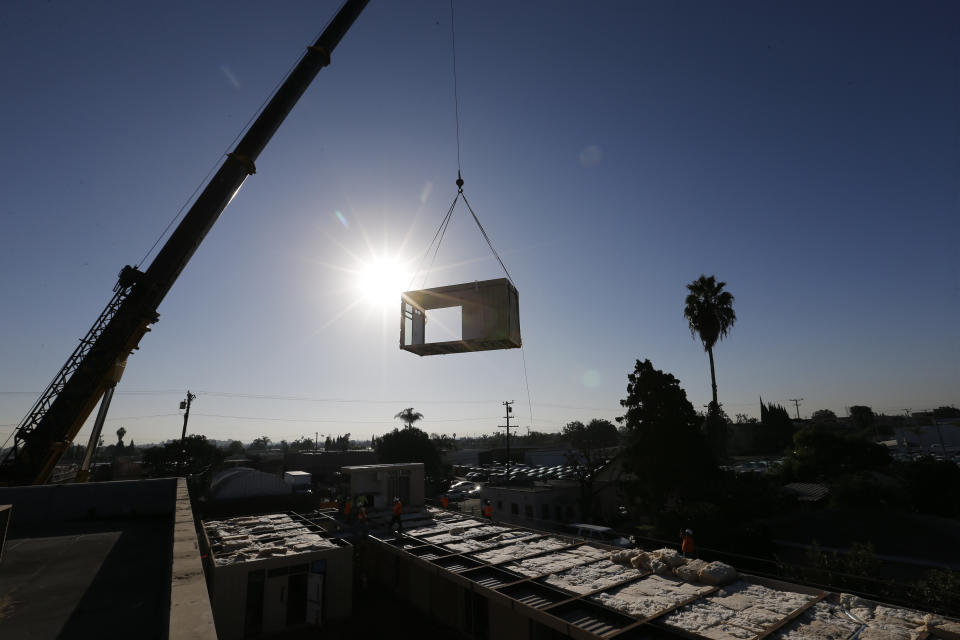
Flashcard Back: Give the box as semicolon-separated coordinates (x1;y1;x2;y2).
355;257;410;306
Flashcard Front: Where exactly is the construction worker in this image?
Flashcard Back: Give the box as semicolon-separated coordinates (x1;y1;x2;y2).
343;495;353;522
440;494;450;509
482;499;493;520
680;529;695;558
391;497;403;534
357;502;368;532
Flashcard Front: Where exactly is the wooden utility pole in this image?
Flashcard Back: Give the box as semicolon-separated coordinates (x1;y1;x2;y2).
497;401;515;483
788;398;804;420
179;391;196;470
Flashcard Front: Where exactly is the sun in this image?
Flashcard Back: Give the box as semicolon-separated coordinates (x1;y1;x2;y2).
355;256;411;306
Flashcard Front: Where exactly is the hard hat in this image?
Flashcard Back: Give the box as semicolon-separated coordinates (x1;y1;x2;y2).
685;529;693;535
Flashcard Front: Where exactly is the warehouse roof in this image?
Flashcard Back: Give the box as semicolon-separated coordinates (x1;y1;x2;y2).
367;509;957;640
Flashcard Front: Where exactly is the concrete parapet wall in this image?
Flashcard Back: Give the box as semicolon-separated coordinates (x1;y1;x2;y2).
0;478;177;533
169;478;218;640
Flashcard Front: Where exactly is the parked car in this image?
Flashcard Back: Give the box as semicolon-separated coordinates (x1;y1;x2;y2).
449;480;475;491
565;523;632;548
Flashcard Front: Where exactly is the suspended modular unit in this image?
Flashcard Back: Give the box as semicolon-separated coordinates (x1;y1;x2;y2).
400;278;521;356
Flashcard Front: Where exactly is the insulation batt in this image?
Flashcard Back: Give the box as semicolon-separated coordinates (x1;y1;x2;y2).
592;592;683;619
206;514;337;566
610;549;643;565
674;558;709;581
590;581;691;618
543;559;632;594
836;594;944;640
421;525;509;545
471;537;567;564
651;548;687;568
504;545;608;578
443;531;539;554
662;600;738;632
698;561;739;586
713;581;812;616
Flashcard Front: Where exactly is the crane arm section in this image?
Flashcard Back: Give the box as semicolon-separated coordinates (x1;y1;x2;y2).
0;0;369;485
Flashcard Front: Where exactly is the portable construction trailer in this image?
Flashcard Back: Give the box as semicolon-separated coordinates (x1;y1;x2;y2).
400;278;521;356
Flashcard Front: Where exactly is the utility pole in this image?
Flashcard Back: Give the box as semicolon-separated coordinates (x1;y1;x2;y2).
788;398;804;420
497;401;515;484
315;431;319;451
179;391;196;470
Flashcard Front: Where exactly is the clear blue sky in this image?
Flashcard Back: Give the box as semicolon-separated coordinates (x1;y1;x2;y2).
1;1;957;447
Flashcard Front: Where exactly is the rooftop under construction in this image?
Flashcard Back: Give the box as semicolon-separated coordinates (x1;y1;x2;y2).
358;508;959;640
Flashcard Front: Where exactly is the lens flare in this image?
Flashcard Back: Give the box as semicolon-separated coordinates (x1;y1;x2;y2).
355;257;410;306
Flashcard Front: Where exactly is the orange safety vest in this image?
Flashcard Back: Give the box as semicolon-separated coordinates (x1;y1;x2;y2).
344;500;352;516
681;534;694;553
393;501;402;516
482;504;492;518
441;496;449;508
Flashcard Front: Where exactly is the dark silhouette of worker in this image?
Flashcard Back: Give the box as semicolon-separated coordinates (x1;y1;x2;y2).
391;497;403;534
680;528;695;558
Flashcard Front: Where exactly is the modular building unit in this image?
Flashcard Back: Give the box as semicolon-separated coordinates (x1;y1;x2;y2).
400;278;521;356
203;513;352;639
341;462;425;510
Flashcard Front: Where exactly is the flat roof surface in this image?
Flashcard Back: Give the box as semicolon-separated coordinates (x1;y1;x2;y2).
370;509;957;640
0;515;173;639
203;512;338;566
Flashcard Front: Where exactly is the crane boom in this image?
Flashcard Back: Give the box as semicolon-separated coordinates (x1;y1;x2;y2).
0;0;370;485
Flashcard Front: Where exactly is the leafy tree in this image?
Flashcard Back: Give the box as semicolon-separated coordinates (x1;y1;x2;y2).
374;425;442;476
334;433;351;451
249;435;271;450
735;413;757;424
912;568;960;615
702;402;729;461
779;425;890;482
760;401;794;452
618;359;715;515
394;407;424;429
562;419;620;522
142;434;224;485
324;435;333;451
848;406;876;437
116;426;127;449
291;436;315;451
225;440;246;456
430;433;458;454
683;275;736;407
811;409;838;424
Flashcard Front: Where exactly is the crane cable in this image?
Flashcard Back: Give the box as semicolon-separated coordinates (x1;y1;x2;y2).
408;0;513;289
408;0;534;433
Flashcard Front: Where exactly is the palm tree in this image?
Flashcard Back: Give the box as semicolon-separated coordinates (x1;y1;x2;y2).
684;275;736;407
394;407;424;429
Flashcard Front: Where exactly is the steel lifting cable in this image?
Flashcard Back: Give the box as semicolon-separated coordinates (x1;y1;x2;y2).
408;0;535;431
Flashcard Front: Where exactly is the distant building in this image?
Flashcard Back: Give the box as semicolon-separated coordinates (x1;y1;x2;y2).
210;467;294;500
284;449;377;484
